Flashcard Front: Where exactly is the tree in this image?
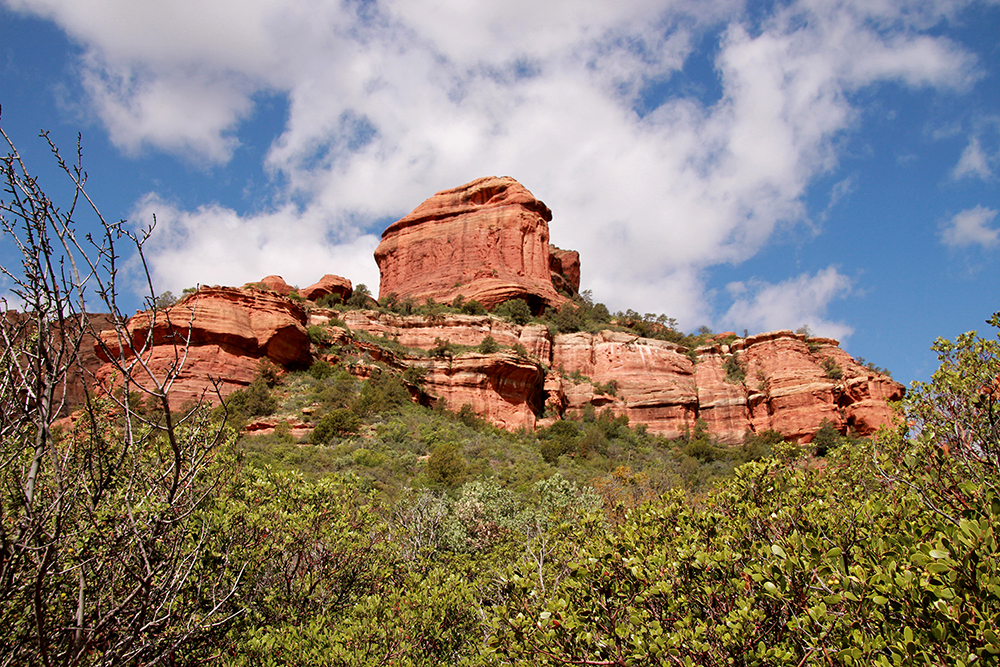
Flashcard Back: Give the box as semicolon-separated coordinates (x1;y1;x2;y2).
347;283;373;309
426;441;467;489
312;407;362;444
494;298;532;325
0;124;239;664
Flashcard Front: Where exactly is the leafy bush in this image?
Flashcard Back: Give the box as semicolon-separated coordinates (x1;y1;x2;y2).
429;337;456;359
477;335;500;354
312;408;362;444
227;377;278;418
426;441;467;489
309;358;335;380
493;298;532;325
820;356;843;380
314;292;343;308
346;283;373;309
810;419;843;456
723;354;746;384
307;324;333;346
592;380;618;396
355;369;411;416
551;304;586;333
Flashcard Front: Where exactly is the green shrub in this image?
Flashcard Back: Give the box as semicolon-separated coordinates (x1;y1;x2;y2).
461;299;486;316
307;324;332;346
552;304;586;333
820;356;843;380
226;377;278;418
593;380;618;396
494;298;532;325
314;292;343;308
256;359;283;388
723;354;746;384
346;283;373;309
429;337;455;359
811;419;843;456
426;441;467;489
312;369;357;409
477;335;500;354
311;408;362;444
309;359;335;380
355;370;410;416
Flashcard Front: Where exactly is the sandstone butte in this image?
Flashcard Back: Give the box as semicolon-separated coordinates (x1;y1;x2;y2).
374;176;577;314
80;173;904;443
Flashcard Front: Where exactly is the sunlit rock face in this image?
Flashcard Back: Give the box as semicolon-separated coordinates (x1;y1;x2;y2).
301;274;353;303
334;310;904;440
547;328;904;444
94;286;311;407
374;176;570;314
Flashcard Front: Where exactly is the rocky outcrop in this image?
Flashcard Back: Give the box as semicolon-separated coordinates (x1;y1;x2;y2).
255;275;295;296
94;287;311;407
332;311;903;441
336;310;550;359
545;328;904;443
374;176;570;313
302;274;353;303
549;246;580;296
417;353;545;431
549;331;698;438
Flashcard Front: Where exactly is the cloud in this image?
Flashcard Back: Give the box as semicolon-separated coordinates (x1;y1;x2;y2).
130;194;383;294
723;267;854;340
940;205;1000;249
952;137;993;180
4;0;984;330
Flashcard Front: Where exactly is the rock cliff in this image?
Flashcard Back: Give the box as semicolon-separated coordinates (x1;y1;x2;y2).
77;176;903;444
340;311;903;442
374;176;570;313
94;286;310;407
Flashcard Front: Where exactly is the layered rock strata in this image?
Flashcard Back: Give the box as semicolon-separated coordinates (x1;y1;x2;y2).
336;311;903;442
374;176;570;313
94;287;310;407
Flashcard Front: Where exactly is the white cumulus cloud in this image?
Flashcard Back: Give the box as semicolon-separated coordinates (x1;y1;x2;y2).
940;205;1000;249
723;267;854;340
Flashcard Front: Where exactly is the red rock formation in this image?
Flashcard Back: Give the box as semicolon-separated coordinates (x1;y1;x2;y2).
546;328;903;443
549;245;580;296
302;274;353;303
374;176;570;313
318;310;901;440
550;331;698;439
418;352;545;431
256;275;294;296
94;287;311;407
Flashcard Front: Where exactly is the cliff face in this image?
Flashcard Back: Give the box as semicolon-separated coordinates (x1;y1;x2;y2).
73;176;903;443
374;176;570;313
94;287;310;407
341;311;903;442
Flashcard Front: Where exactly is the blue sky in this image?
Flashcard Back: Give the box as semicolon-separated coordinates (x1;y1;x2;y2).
1;0;998;386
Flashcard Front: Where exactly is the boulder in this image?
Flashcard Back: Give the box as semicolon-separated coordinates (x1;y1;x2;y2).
255;275;294;296
302;274;353;303
374;176;570;313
